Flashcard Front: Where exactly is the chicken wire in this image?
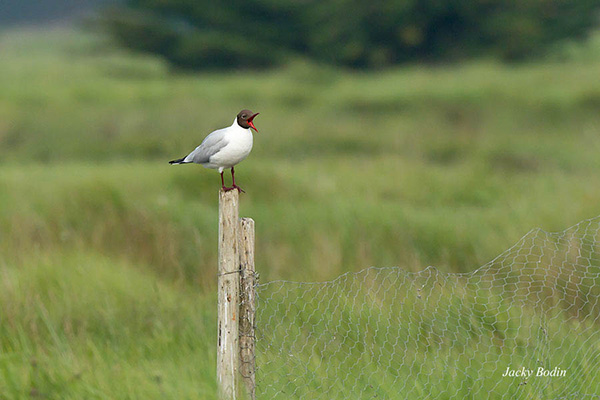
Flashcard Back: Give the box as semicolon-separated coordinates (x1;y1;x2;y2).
253;216;600;399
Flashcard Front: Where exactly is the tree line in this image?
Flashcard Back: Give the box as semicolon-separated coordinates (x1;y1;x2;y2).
102;0;600;69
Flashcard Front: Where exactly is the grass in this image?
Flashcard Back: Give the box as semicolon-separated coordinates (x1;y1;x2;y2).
0;250;217;399
1;26;600;398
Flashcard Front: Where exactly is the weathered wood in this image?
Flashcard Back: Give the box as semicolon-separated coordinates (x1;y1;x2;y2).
217;189;240;399
238;218;256;400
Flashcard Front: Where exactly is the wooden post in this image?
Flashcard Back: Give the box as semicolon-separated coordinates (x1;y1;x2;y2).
239;218;256;400
217;189;240;399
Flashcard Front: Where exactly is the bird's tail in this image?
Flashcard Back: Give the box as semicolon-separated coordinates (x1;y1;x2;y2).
169;157;189;165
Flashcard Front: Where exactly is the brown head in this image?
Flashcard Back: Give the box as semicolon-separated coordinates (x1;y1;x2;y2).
236;109;259;132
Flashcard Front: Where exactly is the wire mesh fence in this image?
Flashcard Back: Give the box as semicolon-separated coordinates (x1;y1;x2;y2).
254;216;600;399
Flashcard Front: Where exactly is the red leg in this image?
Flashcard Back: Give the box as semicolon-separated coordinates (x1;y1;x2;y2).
231;167;245;193
221;171;233;192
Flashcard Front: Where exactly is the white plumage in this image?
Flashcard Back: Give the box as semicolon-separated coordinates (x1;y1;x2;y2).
183;119;253;173
170;109;259;192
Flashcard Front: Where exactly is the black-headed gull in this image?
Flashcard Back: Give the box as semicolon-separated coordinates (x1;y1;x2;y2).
169;109;259;193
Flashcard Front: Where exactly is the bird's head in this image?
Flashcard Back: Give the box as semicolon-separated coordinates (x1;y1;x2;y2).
237;109;259;132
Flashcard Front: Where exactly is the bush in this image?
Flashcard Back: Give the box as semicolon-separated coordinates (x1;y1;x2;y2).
101;0;600;69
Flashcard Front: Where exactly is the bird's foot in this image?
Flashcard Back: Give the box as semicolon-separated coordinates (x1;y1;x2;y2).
232;184;245;193
222;185;245;193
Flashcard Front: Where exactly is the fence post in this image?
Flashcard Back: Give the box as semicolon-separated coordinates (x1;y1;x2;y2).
239;218;256;399
217;189;240;399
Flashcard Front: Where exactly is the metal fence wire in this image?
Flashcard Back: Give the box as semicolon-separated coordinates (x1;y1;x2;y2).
254;216;600;399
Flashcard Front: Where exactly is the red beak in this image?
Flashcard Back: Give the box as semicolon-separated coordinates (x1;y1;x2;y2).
247;113;259;132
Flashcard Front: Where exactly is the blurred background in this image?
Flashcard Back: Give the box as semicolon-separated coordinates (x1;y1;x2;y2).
1;0;600;398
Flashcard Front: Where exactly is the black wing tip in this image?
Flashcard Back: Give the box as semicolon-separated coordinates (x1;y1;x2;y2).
169;157;186;164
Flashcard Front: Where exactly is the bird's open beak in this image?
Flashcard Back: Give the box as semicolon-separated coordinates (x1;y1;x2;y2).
248;113;259;132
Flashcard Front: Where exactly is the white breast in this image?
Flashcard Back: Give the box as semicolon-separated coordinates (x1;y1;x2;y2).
207;123;253;172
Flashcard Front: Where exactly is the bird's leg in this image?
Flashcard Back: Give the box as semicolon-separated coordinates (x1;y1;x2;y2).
230;167;245;193
221;171;232;192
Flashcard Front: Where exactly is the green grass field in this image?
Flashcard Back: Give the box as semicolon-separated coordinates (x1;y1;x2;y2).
1;27;600;398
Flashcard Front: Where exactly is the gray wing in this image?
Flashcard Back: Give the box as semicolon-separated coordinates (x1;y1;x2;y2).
184;128;229;164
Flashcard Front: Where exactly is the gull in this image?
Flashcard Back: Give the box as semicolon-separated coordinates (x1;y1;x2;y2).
169;109;259;192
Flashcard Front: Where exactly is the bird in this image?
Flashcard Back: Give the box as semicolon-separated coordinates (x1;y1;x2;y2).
169;109;259;193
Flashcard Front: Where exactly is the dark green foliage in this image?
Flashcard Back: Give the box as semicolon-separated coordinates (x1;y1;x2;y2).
101;1;289;69
101;0;600;69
